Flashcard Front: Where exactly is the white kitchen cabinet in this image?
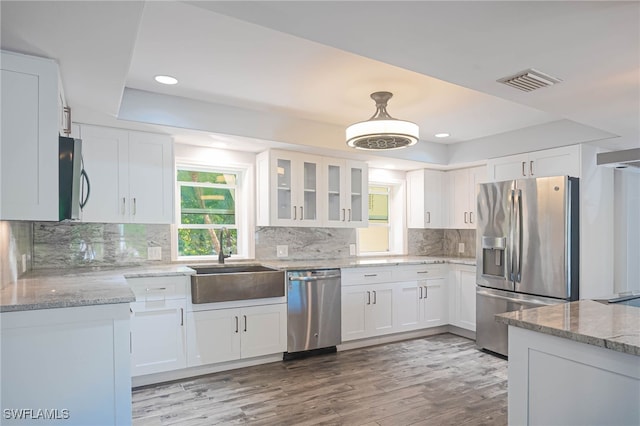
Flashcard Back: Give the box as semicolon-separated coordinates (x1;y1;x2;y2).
128;276;189;377
406;169;446;228
324;158;368;227
395;266;448;332
130;299;187;376
1;51;59;221
186;303;286;366
448;166;485;229
486;145;581;181
256;150;322;227
341;283;394;341
449;265;476;332
79;124;174;224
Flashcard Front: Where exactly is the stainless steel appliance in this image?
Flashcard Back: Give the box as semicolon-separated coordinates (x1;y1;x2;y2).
476;175;579;356
59;136;90;220
286;269;341;357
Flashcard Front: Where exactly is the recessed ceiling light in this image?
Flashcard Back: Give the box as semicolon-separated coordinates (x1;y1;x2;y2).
434;133;450;138
154;75;178;85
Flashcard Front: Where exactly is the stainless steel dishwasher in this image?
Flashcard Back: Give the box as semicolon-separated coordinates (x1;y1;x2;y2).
285;269;341;358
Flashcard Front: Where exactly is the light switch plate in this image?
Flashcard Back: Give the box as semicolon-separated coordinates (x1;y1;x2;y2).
147;247;162;260
276;245;288;258
349;244;356;256
458;243;465;254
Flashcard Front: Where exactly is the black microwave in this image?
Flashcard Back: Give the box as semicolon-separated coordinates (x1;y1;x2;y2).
59;136;89;220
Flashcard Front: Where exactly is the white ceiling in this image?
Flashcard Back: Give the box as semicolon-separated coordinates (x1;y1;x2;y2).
1;1;638;170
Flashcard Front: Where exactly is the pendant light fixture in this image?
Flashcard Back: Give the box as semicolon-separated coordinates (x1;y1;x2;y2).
346;91;419;150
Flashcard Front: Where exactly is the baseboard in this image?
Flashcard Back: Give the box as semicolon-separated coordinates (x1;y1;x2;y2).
447;325;476;340
337;326;450;351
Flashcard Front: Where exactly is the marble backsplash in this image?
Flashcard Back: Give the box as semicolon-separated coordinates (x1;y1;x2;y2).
255;227;356;260
0;221;33;287
33;222;172;269
408;228;476;258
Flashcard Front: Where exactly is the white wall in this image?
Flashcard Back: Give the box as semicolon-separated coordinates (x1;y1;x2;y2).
614;170;640;293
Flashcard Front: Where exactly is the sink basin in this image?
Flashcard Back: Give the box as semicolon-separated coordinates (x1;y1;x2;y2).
189;265;285;303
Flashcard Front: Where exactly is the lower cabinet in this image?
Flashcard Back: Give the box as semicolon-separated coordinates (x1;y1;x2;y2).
396;277;447;332
341;284;394;341
450;265;477;332
186;303;287;366
130;299;187;376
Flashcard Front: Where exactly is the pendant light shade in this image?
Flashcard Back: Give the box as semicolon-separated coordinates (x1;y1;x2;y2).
346;92;419;150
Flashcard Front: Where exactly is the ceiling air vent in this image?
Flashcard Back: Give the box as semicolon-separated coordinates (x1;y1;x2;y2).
498;68;562;92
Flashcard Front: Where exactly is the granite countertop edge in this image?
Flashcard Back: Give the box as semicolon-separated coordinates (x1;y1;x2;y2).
1;256;475;312
496;301;640;357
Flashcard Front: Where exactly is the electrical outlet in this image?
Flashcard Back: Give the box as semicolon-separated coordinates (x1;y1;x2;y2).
458;243;465;254
349;244;356;256
147;247;162;260
21;254;27;273
276;245;288;258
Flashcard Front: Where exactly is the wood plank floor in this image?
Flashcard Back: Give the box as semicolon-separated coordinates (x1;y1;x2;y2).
132;333;507;425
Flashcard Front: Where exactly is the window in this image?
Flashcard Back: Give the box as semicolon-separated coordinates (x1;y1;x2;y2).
358;185;391;253
176;167;239;259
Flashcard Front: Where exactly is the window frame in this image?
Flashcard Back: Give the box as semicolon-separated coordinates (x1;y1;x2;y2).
173;162;252;261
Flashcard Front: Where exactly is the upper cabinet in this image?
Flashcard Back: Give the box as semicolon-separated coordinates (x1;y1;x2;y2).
486;145;581;181
324;158;368;228
78;124;174;224
448;166;486;229
256;150;368;228
1;51;60;221
406;169;446;228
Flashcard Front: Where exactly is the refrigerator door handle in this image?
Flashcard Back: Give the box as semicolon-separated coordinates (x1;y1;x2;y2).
508;189;515;282
514;189;523;283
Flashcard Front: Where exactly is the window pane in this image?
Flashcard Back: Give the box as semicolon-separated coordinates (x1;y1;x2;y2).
368;192;388;222
359;226;389;253
180;186;235;225
177;228;237;257
177;170;236;185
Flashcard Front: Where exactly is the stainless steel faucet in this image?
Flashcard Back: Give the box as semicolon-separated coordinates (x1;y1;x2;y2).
218;227;231;264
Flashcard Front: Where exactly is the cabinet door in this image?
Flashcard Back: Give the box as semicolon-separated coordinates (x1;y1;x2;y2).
421;278;447;327
1;53;59;221
241;304;287;358
130;299;186;376
325;159;346;226
298;156;322;226
128;131;174;224
395;282;420;332
341;286;368;341
79;125;129;223
346;161;368;227
468;166;486;228
530;145;580;178
451;268;477;332
486;153;530;181
449;168;470;228
186;309;241;366
368;285;394;335
406;170;426;228
424;169;445;228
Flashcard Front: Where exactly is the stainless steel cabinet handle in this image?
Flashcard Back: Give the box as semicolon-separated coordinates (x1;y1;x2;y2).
464;212;468;223
426;211;431;224
300;206;303;220
417;271;429;274
146;287;166;292
348;208;352;222
372;290;377;304
529;160;534;176
244;315;247;332
293;206;297;220
364;274;378;277
419;286;423;299
342;208;346;221
522;161;526;177
469;212;474;224
122;197;126;215
180;308;184;326
367;291;371;305
424;286;428;299
235;316;239;333
132;198;137;215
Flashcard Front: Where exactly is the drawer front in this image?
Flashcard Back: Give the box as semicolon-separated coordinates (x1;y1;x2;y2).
394;265;446;281
128;276;189;301
341;268;393;285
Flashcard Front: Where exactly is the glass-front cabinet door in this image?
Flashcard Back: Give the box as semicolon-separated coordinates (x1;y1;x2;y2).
347;162;368;227
324;159;368;228
276;158;293;221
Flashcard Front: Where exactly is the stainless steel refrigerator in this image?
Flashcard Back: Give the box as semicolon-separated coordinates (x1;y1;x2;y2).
476;175;579;356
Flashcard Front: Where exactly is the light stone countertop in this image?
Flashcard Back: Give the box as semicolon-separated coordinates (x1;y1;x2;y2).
496;300;640;357
1;256;475;312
